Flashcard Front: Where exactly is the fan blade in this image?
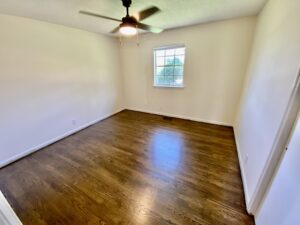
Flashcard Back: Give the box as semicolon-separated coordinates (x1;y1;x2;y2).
136;22;163;34
79;11;122;22
110;26;120;34
137;6;161;21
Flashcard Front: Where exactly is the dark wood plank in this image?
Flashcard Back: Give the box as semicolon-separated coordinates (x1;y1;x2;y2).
0;110;254;225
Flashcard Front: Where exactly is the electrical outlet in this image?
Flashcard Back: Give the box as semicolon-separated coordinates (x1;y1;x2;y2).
297;67;300;81
245;154;249;164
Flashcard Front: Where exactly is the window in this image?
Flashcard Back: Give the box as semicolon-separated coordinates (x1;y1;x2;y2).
153;45;186;87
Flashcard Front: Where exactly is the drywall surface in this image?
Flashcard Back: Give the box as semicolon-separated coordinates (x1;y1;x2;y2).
256;112;300;225
234;0;300;206
120;17;256;126
0;14;124;166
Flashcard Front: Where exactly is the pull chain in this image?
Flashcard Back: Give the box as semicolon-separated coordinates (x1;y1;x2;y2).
119;35;123;46
136;25;140;47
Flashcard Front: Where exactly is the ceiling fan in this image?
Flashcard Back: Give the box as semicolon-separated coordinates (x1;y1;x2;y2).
79;0;164;36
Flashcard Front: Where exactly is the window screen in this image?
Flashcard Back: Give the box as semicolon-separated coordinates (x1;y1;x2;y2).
154;45;186;87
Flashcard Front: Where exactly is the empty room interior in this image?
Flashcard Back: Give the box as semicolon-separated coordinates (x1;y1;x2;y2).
0;0;300;224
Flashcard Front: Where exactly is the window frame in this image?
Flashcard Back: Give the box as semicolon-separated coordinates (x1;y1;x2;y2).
153;44;186;88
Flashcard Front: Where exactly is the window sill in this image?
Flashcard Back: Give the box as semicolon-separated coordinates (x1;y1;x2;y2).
153;85;185;89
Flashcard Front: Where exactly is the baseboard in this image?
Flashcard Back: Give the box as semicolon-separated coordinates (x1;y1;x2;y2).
126;107;232;127
0;191;22;225
0;108;125;168
233;126;252;214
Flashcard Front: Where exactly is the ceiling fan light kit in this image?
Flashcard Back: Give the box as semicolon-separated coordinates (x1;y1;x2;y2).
119;24;137;36
79;0;163;36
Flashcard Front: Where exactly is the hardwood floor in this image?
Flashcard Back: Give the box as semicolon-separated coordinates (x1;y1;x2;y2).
0;110;254;225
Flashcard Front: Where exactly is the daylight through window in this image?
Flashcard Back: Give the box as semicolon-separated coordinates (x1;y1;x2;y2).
154;45;186;87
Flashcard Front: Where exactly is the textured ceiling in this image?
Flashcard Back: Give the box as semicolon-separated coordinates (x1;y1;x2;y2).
0;0;267;35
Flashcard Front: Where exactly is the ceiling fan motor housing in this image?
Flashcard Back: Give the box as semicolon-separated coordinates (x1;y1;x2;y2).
122;16;137;23
121;16;137;28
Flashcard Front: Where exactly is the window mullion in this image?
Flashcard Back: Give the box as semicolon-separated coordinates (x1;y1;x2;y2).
154;46;185;87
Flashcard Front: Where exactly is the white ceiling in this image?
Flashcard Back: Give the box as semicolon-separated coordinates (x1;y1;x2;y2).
0;0;267;35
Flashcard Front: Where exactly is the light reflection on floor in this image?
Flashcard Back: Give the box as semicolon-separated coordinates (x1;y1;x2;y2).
133;187;156;224
150;129;184;172
134;129;185;224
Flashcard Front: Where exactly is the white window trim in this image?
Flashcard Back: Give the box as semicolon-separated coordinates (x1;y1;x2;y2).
153;44;186;88
153;85;185;89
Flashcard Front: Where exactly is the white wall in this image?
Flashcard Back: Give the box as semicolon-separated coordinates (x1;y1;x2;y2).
0;14;124;166
234;0;300;208
120;17;256;126
256;111;300;225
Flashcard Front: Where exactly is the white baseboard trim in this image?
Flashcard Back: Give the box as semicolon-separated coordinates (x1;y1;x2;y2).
0;191;22;225
126;107;232;127
233;126;251;214
0;108;125;168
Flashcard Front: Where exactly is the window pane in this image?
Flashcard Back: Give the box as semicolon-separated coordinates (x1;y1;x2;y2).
165;76;174;84
156;67;164;76
154;45;185;87
165;56;175;65
155;75;165;84
165;66;174;76
156;57;165;66
175;55;184;65
156;50;165;57
165;49;175;56
175;48;185;55
174;76;183;85
174;66;183;76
